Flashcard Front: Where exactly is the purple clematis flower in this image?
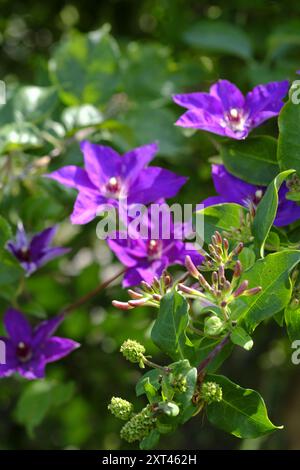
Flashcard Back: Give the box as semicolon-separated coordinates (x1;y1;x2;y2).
107;204;203;287
46;141;187;225
6;223;70;277
200;164;300;227
173;79;289;140
0;309;79;379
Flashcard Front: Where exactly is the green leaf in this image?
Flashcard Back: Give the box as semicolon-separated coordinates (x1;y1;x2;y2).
230;326;253;350
195;203;247;244
123;42;172;101
62;105;104;132
221;136;279;185
140;429;160;450
136;369;161;397
285;303;300;342
151;291;192;361
15;381;75;437
278;98;300;173
253;170;294;257
13;86;58;124
207;375;282;438
238;247;256;271
232;250;300;331
49;26;120;106
182;21;252;59
120;106;187;158
0;215;12;253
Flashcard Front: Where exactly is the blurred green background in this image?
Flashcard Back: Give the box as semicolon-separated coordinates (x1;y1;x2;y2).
1;0;300;450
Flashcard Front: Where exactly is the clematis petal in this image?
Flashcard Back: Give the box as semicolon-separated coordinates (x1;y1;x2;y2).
210;164;258;204
275;186;300;227
123;258;168;287
246;81;289;123
42;337;80;363
18;359;46;380
30;226;57;256
128;167;187;205
70;191;106;225
122;142;159;183
173;92;223;113
35;247;70;269
46;165;97;193
210;79;245;111
32;315;64;347
80;141;121;188
4;309;32;345
0;337;18;377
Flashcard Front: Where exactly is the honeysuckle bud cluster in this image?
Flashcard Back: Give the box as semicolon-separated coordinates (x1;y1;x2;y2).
180;255;261;320
120;339;146;368
112;271;173;311
286;173;300;201
198;231;244;272
200;381;223;404
120;405;157;443
222;210;254;244
108;397;134;421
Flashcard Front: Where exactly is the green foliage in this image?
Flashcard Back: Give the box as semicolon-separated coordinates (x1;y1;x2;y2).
206;375;281;438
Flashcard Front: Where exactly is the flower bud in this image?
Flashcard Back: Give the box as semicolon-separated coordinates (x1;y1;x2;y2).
158;401;180;417
172;375;187;393
185;255;200;279
201;381;222;404
120;339;146;367
204;316;224;336
112;300;133;311
233;280;249;298
108;397;134;421
120;405;156;443
244;286;262;296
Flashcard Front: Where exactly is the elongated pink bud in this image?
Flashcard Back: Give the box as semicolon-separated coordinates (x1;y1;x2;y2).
233;242;244;256
112;300;133;310
233;260;242;278
128;289;144;299
223;238;229;251
198;273;212;292
152;293;162;301
185;255;200;279
233;280;249;298
214;231;222;245
140;281;152;292
178;283;199;296
128;298;149;307
244;286;262;296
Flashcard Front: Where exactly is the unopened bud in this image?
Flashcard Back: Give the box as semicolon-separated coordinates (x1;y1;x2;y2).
233;280;249;298
120;339;146;367
233;242;244;256
128;289;143;299
201;381;222;404
185;255;200;279
244;286;262;297
204;316;224;336
233;260;242;278
128;298;149;307
112;300;133;311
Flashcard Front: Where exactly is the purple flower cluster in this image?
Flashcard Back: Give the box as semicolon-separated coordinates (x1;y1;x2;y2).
173;79;289;140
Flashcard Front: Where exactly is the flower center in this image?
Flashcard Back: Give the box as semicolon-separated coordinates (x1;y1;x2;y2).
146;239;162;259
221;108;248;132
16;342;32;363
253;189;264;205
105;176;122;197
17;247;31;262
